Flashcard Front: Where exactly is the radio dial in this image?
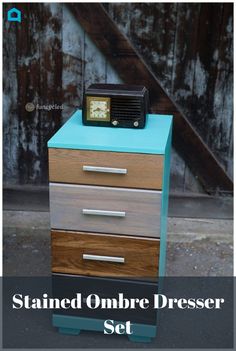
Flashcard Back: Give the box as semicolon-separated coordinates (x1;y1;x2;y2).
112;120;118;126
134;121;139;127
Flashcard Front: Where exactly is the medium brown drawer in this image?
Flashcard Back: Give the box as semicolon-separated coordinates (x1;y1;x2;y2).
48;148;163;190
49;183;161;238
51;230;160;279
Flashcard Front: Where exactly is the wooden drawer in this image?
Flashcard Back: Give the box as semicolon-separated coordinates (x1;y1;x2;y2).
52;274;157;324
51;230;160;279
48;148;163;190
50;183;161;237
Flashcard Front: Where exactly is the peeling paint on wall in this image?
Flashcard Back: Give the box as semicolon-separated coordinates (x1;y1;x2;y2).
193;55;209;98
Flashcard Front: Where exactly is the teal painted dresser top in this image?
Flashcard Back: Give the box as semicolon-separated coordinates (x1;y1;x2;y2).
48;110;173;155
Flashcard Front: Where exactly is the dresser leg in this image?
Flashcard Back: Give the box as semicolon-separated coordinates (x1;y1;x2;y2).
128;335;153;343
58;327;81;336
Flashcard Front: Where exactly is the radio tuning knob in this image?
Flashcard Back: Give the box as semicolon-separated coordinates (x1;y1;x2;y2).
112;120;118;126
134;121;139;127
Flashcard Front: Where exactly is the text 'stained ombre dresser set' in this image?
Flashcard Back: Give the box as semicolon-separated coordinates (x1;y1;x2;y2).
47;84;173;342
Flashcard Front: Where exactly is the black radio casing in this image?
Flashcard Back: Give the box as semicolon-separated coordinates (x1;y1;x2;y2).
82;84;149;129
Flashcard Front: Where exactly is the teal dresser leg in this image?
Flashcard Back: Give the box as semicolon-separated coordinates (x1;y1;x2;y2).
53;315;156;342
128;335;153;343
58;327;80;335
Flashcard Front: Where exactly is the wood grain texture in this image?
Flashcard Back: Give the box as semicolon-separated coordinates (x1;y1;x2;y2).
3;3;63;185
67;3;233;194
50;183;161;237
51;230;160;278
49;148;163;190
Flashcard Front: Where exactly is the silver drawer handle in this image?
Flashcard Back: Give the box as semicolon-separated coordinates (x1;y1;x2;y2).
82;209;126;217
83;165;127;174
83;254;125;263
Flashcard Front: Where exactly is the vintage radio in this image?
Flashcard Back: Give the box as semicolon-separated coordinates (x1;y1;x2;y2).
82;84;149;128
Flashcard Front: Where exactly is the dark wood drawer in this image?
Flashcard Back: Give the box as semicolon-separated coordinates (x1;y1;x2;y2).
49;148;163;190
51;230;160;279
52;274;157;325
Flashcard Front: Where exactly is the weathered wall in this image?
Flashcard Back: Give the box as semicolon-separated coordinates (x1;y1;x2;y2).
3;3;232;194
3;3;121;187
61;5;121;123
4;3;63;185
106;3;233;182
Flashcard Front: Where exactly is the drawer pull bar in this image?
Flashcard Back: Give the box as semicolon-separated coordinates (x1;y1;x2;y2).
83;254;125;263
83;165;127;174
82;209;126;217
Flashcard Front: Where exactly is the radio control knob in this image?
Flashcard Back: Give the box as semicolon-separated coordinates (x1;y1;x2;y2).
112;120;118;126
134;121;139;127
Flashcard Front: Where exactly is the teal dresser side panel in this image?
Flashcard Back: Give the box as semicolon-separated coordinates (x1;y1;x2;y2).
159;121;172;277
47;110;173;155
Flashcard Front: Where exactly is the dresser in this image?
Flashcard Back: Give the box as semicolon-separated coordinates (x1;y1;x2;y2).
48;109;172;343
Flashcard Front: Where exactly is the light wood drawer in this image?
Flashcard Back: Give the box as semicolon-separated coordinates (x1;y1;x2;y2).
51;230;159;278
48;148;163;190
50;183;161;237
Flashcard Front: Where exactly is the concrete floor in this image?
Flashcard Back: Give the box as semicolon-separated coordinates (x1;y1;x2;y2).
3;210;233;276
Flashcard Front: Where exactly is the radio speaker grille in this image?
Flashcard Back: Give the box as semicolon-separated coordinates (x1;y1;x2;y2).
111;97;142;120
